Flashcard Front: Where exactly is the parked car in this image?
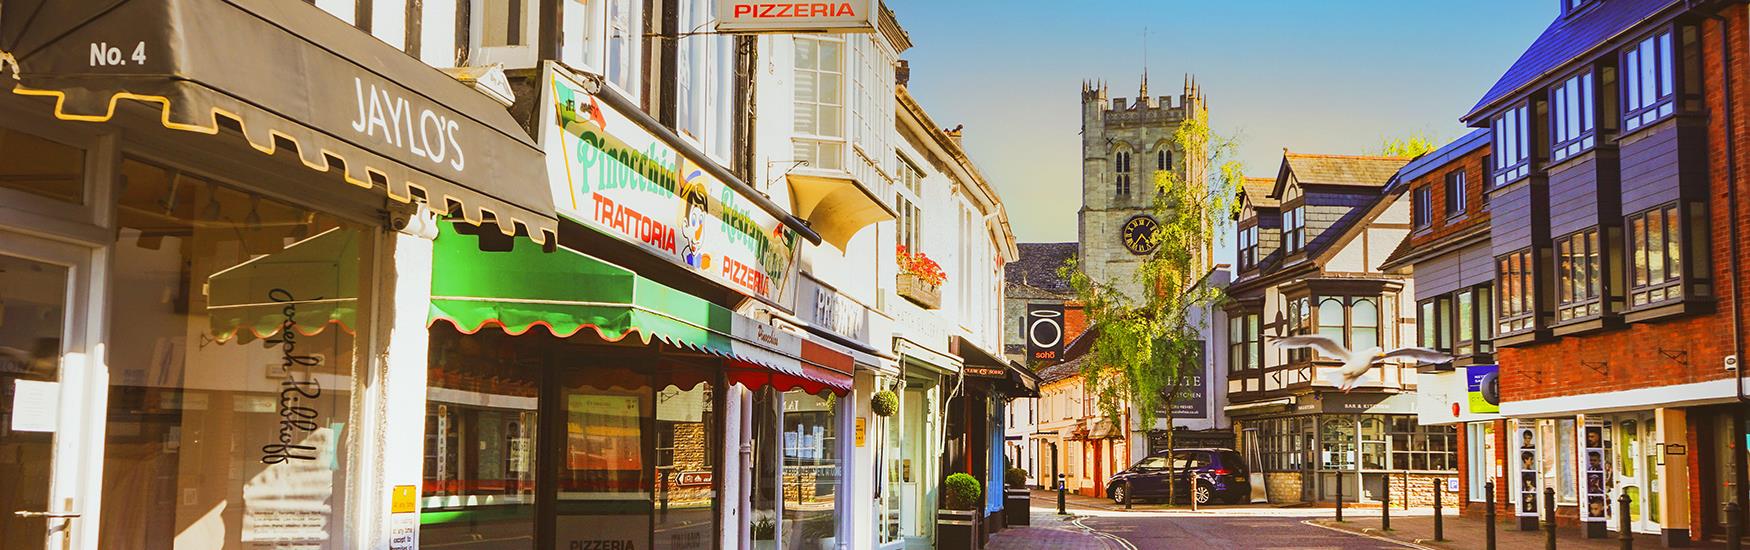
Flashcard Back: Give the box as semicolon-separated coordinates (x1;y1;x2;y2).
1106;448;1250;505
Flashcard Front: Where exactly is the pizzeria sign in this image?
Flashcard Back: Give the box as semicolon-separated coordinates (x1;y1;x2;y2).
539;65;800;304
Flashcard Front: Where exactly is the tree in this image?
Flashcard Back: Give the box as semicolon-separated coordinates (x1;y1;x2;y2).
1376;132;1439;159
1060;105;1241;506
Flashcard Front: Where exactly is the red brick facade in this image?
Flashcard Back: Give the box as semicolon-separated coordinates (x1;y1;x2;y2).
1405;145;1493;248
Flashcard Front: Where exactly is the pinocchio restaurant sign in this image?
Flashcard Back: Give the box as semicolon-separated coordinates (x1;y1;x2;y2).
715;0;877;33
540;66;800;304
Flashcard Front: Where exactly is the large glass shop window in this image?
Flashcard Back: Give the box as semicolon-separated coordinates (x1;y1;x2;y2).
100;158;369;549
782;389;840;550
423;326;540;548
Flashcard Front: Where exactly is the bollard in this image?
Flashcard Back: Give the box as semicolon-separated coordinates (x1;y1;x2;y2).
1728;501;1742;550
1125;478;1133;510
1619;492;1633;550
1433;477;1444;541
1485;481;1497;550
1545;487;1557;550
1057;474;1067;516
1189;473;1199;512
1382;473;1392;531
1335;470;1344;522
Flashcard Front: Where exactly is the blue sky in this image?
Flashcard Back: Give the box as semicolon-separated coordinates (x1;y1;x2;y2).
886;0;1555;261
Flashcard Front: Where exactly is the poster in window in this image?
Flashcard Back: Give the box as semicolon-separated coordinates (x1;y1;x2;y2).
568;394;642;471
1516;424;1539;517
1579;418;1610;523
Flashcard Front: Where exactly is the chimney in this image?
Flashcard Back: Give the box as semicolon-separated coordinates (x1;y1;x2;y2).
945;124;964;148
896;59;911;86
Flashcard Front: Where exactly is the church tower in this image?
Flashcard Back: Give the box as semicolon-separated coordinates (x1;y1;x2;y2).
1077;73;1207;300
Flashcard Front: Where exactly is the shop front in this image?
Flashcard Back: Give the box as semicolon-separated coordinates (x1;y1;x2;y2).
948;337;1039;536
885;338;958;550
1238;393;1459;506
0;1;557;548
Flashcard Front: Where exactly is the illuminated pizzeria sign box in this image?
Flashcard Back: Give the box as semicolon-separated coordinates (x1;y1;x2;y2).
715;0;877;33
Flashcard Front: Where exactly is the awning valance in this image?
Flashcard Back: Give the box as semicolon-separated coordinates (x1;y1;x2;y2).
786;173;895;251
429;222;850;394
0;0;556;242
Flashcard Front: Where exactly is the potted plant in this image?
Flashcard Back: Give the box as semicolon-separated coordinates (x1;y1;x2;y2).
895;245;945;309
751;514;776;550
1003;467;1031;526
871;390;899;417
937;473;983;549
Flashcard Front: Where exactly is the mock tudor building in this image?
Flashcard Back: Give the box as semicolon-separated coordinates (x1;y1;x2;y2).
1222;151;1461;507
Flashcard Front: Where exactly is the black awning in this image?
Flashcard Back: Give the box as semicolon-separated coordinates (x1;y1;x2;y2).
951;336;1008;379
0;0;555;242
1007;360;1040;398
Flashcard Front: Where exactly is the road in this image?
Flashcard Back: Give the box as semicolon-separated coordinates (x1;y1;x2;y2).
987;492;1420;550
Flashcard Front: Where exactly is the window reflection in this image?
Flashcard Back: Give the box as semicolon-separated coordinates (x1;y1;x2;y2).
0;126;83;205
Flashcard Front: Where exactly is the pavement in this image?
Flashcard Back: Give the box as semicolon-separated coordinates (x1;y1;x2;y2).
1312;514;1731;550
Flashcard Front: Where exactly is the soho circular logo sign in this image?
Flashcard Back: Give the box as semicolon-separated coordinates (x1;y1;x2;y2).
1028;309;1063;350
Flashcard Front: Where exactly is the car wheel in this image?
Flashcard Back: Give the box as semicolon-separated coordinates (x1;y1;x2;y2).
1193;483;1213;505
1111;482;1129;504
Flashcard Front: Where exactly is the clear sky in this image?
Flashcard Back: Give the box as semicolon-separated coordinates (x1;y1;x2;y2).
885;0;1556;262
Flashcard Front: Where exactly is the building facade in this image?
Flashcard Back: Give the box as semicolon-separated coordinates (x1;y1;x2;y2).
1430;0;1750;543
1223;152;1462;508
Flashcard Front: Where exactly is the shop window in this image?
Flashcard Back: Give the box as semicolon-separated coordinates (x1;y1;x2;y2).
1496;249;1535;335
1556;229;1603;321
101;158;370;548
0;127;84;205
424;327;540;547
1538;419;1578;504
1360;417;1388;470
794;36;845;171
782;390;840;549
1389;416;1457;471
1322;418;1355;469
1467;422;1497;502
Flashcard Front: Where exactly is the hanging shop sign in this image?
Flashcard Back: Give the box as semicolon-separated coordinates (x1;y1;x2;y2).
1466;365;1500;414
715;0;877;33
540;66;800;304
1025;303;1065;362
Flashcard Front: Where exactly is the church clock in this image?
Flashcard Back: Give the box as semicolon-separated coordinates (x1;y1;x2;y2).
1120;215;1160;255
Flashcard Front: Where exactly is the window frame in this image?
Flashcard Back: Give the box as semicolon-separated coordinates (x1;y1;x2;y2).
1625;202;1710;311
1237;223;1259;271
1445;169;1468;216
1284;204;1305;252
1412;185;1433;230
1548;70;1597;164
1554;228;1603;322
1115;150;1132;196
793;35;847;172
603;0;644;103
1621;28;1677;133
894;155;925;252
1491;103;1532;187
1496;249;1536;336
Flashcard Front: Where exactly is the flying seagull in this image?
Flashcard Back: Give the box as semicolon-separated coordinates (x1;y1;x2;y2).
1270;336;1452;392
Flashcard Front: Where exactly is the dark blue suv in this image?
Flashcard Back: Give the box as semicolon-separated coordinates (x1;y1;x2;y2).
1106;448;1250;505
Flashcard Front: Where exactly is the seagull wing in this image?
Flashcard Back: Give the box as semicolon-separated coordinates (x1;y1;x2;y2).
1271;335;1350;361
1381;346;1454;364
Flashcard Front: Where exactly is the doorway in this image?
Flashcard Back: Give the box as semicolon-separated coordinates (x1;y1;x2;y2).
0;231;95;550
1612;413;1661;534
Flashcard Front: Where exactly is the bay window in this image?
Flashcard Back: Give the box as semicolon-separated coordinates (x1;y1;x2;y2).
794;36;845;171
1312;296;1380;352
1496;249;1535;335
1284;205;1305;251
1549;71;1596;163
1627;202;1710;310
1555;229;1602;321
1418;296;1451;352
1491;104;1531;186
1622;29;1675;132
1418;285;1493;360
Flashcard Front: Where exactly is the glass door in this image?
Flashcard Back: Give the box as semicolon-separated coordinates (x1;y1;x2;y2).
1613;414;1661;534
0;231;92;550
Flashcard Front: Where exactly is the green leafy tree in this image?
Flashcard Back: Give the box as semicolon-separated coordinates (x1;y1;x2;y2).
1060;106;1241;505
1376;132;1439;159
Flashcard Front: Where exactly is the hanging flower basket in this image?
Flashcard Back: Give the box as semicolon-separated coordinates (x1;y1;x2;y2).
871;390;899;417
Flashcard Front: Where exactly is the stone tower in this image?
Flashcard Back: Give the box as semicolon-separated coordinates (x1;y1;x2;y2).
1078;74;1207;300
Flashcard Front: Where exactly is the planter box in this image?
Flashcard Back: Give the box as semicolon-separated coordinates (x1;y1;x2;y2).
1004;489;1031;526
936;509;982;550
897;273;941;309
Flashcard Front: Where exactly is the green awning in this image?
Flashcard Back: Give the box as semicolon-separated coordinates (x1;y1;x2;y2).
429;221;734;356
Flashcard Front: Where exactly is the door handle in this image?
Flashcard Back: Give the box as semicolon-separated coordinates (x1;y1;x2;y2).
13;511;80;519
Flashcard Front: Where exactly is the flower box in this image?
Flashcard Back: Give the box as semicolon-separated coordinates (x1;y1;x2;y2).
897;273;941;309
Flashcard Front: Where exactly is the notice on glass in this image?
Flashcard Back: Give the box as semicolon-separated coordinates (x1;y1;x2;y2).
10;380;58;433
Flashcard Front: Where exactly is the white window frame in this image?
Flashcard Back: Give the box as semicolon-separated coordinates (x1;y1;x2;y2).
676;0;734;163
470;0;540;68
603;0;645;103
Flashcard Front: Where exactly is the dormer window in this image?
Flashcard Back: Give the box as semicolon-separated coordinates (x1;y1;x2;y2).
1622;29;1676;132
1284;205;1305;252
1562;0;1596;16
1549;71;1596;163
1491;103;1530;186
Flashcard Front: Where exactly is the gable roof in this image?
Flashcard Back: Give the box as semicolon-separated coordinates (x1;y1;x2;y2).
1240;177;1279;209
1463;0;1681;123
1387;129;1491;193
1004;242;1080;294
1273;153;1410;196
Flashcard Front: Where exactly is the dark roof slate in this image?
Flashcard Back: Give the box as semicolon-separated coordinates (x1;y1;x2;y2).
1464;0;1680;122
1004;242;1079;294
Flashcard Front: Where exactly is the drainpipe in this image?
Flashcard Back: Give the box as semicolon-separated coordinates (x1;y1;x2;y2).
1702;2;1746;405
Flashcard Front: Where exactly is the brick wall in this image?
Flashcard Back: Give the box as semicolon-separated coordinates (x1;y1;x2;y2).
1406;145;1493;248
1265;472;1301;504
1389;473;1462;509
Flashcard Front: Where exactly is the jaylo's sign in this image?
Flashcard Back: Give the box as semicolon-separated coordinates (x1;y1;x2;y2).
542;68;800;304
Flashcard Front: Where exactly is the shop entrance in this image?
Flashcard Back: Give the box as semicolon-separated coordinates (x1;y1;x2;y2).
0;232;93;550
1612;413;1661;534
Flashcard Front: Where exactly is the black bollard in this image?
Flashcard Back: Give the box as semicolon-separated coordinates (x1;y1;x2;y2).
1485;481;1497;550
1382;474;1392;531
1619;492;1633;550
1545;487;1557;550
1057;474;1067;516
1728;501;1742;550
1335;470;1344;522
1434;477;1444;541
1125;479;1133;510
